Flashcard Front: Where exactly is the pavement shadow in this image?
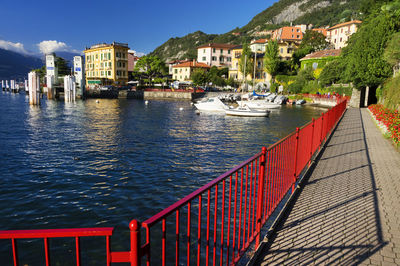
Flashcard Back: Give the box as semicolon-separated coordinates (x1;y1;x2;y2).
253;108;386;265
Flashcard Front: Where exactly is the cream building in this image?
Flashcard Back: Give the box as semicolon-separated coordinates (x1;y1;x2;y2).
197;43;237;68
84;42;129;87
327;20;362;49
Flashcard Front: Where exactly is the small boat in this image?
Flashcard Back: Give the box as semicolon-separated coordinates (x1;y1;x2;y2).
225;105;270;117
296;99;306;105
194;97;229;112
236;100;281;110
273;95;288;105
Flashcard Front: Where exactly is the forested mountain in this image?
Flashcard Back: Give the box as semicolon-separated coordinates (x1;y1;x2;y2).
150;0;363;62
0;48;42;80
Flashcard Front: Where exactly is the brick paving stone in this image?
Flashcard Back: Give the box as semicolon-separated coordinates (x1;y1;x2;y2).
252;108;400;265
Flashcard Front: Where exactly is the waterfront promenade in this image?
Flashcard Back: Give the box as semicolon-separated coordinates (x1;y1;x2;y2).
253;108;400;265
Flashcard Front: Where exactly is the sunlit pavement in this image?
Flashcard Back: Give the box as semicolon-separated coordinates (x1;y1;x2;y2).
253;108;400;265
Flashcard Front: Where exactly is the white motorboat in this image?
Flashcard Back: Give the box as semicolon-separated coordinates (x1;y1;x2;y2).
194;97;229;112
274;95;288;105
225;105;270;117
296;99;306;105
236;100;281;110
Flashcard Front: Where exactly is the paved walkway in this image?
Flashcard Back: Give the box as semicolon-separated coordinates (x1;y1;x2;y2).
254;108;400;265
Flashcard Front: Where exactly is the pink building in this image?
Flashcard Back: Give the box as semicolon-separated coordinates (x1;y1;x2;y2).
128;51;140;72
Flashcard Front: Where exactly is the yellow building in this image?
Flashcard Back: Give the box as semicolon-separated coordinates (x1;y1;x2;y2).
229;46;271;84
84;42;129;87
277;41;300;60
172;60;210;81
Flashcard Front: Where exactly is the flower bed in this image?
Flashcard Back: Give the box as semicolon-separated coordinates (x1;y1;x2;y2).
368;104;400;145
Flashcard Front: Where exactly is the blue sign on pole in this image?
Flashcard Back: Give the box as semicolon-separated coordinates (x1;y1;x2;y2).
75;67;81;72
47;67;54;70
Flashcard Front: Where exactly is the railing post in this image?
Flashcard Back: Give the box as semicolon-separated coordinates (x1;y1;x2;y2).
256;147;267;248
309;118;315;166
320;113;324;149
292;128;300;193
129;220;141;266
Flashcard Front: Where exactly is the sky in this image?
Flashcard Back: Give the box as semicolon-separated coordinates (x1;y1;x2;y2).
0;0;278;56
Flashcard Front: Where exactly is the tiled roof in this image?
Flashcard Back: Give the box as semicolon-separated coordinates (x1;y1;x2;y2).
300;49;341;60
280;27;303;41
312;28;328;36
197;43;237;49
328;20;362;30
172;61;211;68
232;45;243;50
252;39;268;44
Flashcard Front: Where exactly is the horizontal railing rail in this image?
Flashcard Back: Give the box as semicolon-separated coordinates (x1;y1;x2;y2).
0;227;114;266
0;100;348;266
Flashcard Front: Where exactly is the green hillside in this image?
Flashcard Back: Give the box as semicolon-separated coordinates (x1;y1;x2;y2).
150;0;363;62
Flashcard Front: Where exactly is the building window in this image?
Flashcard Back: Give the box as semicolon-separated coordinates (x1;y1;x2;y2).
340;37;342;42
202;56;206;61
213;48;216;53
280;48;283;53
96;54;98;59
228;50;231;54
212;56;217;61
334;39;337;43
220;49;223;53
108;71;111;76
297;35;299;38
175;69;177;74
203;49;206;53
122;62;125;67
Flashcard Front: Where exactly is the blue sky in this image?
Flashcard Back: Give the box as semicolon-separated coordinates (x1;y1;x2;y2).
0;0;277;56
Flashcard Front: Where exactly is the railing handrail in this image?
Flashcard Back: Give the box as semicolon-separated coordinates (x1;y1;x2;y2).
143;152;262;227
0;227;114;239
0;99;348;266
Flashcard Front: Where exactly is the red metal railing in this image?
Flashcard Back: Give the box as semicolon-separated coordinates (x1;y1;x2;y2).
0;100;347;265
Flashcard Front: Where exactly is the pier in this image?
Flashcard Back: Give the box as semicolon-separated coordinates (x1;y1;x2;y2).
252;108;400;265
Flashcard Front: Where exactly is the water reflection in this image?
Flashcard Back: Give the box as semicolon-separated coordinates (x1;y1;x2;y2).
0;94;327;231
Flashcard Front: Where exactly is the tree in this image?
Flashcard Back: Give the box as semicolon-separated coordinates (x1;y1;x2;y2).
56;57;70;76
383;32;400;70
264;40;280;83
300;30;330;52
290;46;313;71
134;56;167;85
319;59;345;86
207;66;227;87
239;42;253;80
341;7;400;89
191;69;208;86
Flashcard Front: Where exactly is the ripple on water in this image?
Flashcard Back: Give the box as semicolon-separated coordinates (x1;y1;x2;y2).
0;94;327;261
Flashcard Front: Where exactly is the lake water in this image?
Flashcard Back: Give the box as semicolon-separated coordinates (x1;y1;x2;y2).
0;91;327;264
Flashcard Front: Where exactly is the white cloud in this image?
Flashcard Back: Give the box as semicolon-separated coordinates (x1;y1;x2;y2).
37;40;70;54
128;49;146;57
0;40;29;54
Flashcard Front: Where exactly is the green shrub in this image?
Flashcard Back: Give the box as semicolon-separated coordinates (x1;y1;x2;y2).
382;75;400;110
